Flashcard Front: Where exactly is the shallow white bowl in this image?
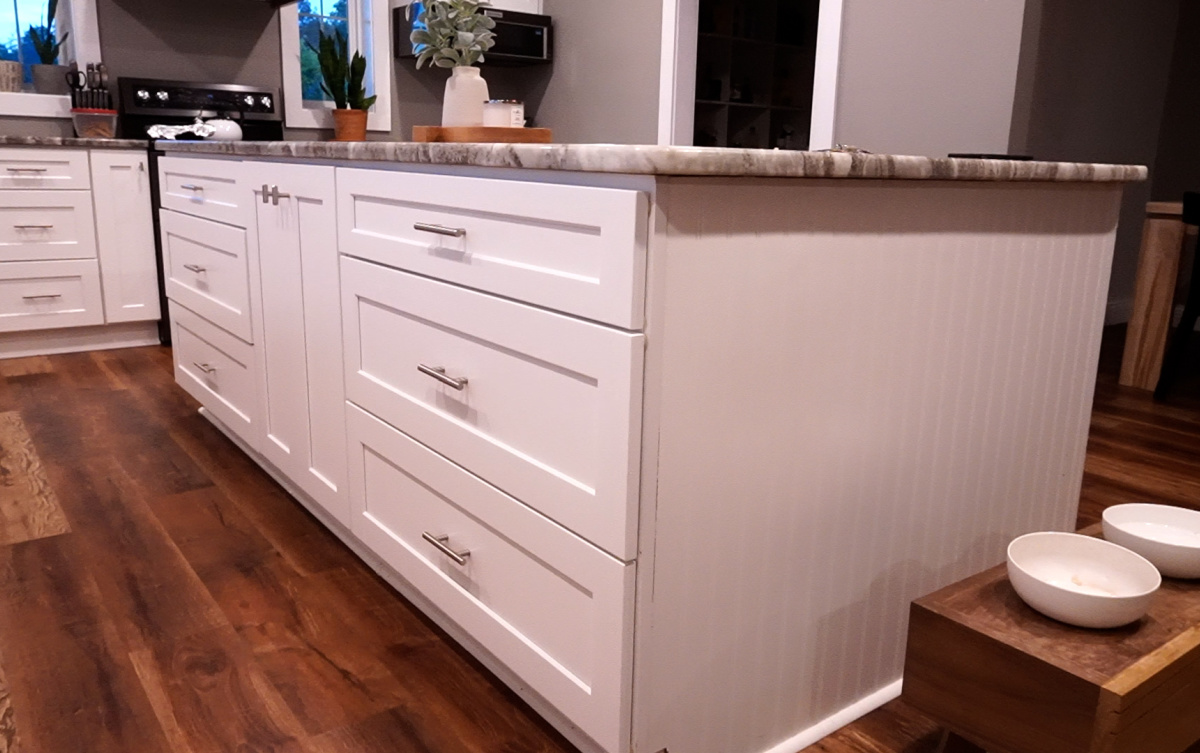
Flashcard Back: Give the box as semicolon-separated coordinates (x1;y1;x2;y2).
1103;503;1200;579
1006;532;1160;628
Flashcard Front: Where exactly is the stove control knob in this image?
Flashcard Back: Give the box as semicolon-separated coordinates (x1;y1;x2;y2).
260;95;272;109
243;94;255;107
136;89;150;101
156;90;169;102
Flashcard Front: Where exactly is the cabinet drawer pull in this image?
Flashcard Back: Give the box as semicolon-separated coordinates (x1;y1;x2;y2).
13;224;53;230
21;293;62;300
192;362;217;375
414;222;466;238
417;364;468;390
183;263;207;274
180;183;204;191
6;167;48;173
421;532;471;566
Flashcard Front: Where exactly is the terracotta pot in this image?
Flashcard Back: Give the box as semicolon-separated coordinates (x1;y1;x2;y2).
332;108;368;141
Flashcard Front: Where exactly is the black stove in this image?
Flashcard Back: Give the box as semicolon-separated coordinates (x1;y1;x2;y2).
117;77;284;141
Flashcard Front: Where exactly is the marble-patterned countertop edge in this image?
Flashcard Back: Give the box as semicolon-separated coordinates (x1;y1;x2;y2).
0;135;148;150
154;140;1148;183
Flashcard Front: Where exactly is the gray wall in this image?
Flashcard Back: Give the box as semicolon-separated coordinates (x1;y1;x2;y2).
833;0;1027;157
97;0;281;92
1010;0;1179;320
1150;2;1200;202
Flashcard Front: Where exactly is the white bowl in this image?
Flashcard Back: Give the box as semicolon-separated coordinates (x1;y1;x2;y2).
1103;504;1200;579
1006;532;1160;628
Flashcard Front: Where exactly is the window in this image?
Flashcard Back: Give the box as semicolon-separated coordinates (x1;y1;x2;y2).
0;0;100;117
281;0;391;131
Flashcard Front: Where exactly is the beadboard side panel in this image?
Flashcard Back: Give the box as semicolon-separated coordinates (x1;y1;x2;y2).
631;178;1123;753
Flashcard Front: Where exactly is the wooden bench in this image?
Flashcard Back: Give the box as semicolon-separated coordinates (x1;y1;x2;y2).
902;527;1200;753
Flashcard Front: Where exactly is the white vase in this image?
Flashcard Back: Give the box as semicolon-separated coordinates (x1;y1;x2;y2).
442;66;489;127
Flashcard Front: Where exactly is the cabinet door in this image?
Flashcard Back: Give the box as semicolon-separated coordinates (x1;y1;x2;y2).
251;162;348;525
91;150;161;323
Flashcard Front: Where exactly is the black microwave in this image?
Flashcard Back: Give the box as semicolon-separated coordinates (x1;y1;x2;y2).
393;5;552;66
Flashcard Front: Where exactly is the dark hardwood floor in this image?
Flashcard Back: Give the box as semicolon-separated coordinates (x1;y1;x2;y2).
0;325;1197;753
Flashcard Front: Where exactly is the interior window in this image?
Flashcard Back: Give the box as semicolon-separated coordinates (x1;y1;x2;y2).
1;0;68;85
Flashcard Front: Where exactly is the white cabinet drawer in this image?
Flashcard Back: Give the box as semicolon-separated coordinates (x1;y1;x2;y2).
336;167;648;329
161;208;253;342
170;302;260;445
0;148;91;190
0;259;104;332
342;256;644;559
346;403;633;753
158;156;246;226
0;190;97;261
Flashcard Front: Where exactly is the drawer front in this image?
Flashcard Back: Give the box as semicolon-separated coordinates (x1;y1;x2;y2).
0;259;104;332
347;403;633;753
342;256;644;559
158;155;246;226
0;148;91;190
170;302;260;444
0;190;98;262
161;208;253;342
337;167;648;329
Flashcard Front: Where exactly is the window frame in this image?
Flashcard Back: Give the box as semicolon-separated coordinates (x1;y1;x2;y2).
0;0;100;118
280;0;392;132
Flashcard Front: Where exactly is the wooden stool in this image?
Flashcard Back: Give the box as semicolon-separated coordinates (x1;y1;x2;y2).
902;526;1200;753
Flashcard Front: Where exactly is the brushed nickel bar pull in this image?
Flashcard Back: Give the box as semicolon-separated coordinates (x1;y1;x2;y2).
414;222;466;238
180;183;203;191
6;167;48;173
13;224;53;229
22;293;62;300
192;362;217;375
183;263;206;273
417;364;468;390
261;184;271;204
270;185;290;206
422;532;470;566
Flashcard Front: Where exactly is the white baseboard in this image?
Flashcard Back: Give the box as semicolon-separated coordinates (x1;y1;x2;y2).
0;321;161;359
761;679;904;753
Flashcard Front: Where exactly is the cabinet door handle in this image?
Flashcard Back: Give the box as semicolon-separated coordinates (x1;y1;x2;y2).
417;364;468;390
270;185;290;206
6;167;48;173
192;362;217;375
179;183;203;191
261;184;271;204
22;293;62;300
421;532;470;566
183;263;206;274
414;222;466;238
13;224;53;230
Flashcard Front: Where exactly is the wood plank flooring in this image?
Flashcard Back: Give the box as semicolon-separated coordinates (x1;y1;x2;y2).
0;325;1195;753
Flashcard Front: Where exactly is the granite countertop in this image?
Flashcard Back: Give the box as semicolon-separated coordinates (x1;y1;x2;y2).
0;135;148;150
155;140;1148;183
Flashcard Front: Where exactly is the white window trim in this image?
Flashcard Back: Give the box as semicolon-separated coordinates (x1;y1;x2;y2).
0;0;100;118
280;0;392;132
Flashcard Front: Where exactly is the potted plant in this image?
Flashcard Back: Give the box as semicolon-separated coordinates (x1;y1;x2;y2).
27;0;69;95
310;27;377;141
409;0;497;127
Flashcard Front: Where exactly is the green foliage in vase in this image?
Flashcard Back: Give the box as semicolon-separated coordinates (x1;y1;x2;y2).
27;0;68;65
308;27;377;111
409;0;497;69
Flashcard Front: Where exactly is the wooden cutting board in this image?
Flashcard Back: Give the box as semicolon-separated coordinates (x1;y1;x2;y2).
412;126;552;144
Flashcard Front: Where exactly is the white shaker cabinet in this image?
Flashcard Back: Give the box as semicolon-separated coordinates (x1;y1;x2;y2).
90;150;161;324
249;161;349;525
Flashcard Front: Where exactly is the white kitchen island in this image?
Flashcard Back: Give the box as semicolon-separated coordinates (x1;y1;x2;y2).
154;140;1144;753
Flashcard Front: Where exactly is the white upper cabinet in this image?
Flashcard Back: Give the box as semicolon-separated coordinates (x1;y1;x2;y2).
91;151;161;324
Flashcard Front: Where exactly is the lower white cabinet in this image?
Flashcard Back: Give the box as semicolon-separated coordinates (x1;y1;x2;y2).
346;402;634;753
90;151;161;324
0;259;104;331
170;301;260;438
250;161;348;525
0;146;160;352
